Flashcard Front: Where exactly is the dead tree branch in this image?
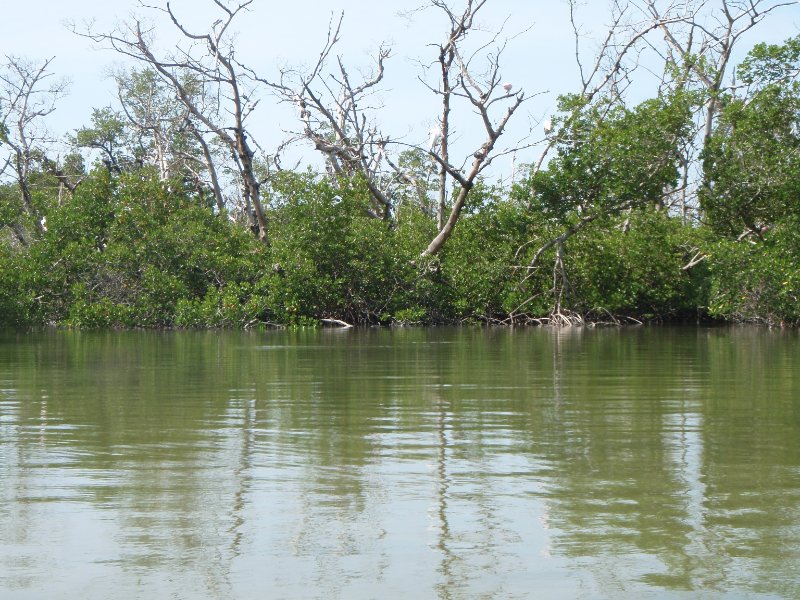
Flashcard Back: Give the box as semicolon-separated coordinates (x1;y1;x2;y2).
75;0;270;243
421;0;529;256
0;55;69;244
254;13;396;219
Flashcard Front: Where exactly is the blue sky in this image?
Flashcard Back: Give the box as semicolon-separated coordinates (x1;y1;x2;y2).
2;1;572;127
3;0;799;176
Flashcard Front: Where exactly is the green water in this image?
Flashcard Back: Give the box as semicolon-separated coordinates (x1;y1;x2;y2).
1;327;799;599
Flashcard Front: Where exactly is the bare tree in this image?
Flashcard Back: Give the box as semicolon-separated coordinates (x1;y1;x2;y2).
77;0;270;243
262;14;395;220
531;0;687;175
0;55;69;245
114;68;189;180
110;67;227;212
643;0;798;145
262;0;527;255
421;0;528;256
266;1;532;255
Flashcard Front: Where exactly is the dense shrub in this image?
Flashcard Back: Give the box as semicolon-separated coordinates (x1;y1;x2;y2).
0;245;28;327
560;210;707;321
16;168;268;328
707;217;800;325
264;172;422;325
0;162;793;329
439;191;537;321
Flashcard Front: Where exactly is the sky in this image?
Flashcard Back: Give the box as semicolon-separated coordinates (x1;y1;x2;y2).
3;0;800;178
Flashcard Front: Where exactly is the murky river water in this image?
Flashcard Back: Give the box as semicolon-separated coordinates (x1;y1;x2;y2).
1;327;799;599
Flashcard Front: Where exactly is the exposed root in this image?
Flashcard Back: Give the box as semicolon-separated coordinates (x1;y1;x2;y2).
548;309;585;327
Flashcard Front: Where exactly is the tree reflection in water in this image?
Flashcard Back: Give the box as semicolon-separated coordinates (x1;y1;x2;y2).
0;328;799;598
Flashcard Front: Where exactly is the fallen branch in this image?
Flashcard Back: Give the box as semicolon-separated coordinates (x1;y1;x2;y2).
320;318;353;328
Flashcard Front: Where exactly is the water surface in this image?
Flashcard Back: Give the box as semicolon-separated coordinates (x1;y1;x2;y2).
1;327;799;599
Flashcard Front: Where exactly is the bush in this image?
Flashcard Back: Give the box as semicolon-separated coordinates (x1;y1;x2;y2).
562;210;706;320
707;217;800;325
439;193;537;321
0;245;29;327
19;167;269;328
265;172;420;325
175;282;271;328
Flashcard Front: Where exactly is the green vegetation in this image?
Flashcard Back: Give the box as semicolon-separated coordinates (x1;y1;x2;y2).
2;31;800;329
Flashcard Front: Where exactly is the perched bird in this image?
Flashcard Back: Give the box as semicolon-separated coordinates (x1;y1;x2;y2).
428;125;442;151
294;95;309;120
502;82;513;93
543;118;554;135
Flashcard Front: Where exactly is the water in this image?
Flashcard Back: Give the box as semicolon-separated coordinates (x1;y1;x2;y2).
1;327;799;599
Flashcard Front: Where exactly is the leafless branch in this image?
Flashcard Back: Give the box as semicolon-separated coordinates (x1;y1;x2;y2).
0;55;70;243
75;1;270;243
